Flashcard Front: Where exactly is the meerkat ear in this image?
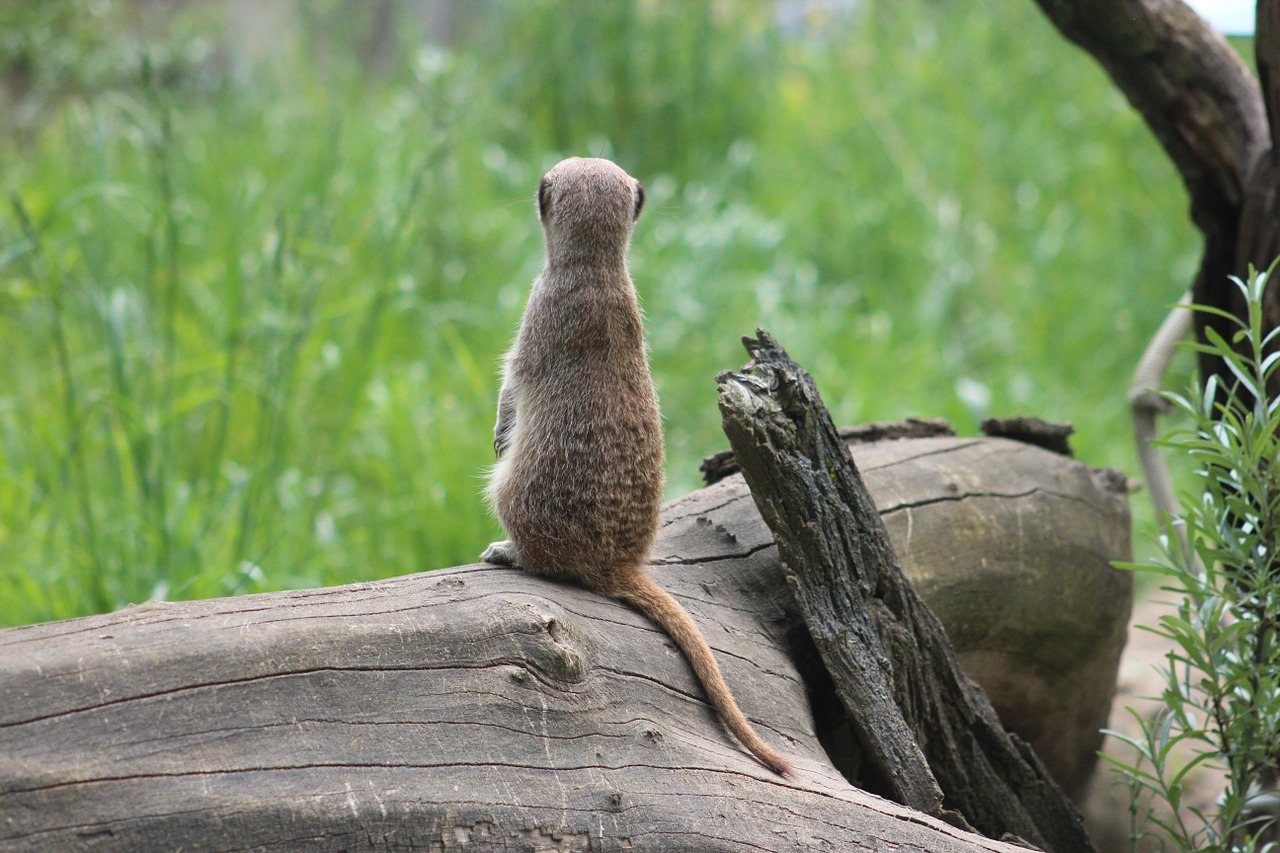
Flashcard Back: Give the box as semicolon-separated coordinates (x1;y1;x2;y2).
537;177;552;221
634;182;645;220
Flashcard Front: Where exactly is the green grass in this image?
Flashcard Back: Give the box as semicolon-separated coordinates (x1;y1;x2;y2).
0;0;1204;626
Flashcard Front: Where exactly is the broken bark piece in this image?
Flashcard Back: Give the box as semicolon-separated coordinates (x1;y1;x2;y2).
699;448;743;486
981;416;1075;457
717;329;1096;853
839;418;956;445
701;418;956;485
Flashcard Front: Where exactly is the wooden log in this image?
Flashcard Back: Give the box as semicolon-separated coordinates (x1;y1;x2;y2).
717;330;1100;852
0;424;1129;850
0;572;1024;851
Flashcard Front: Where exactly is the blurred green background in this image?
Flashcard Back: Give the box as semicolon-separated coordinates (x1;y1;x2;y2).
0;0;1211;626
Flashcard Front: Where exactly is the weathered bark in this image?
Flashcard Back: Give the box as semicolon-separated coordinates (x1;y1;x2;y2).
717;331;1097;852
688;427;1134;807
1029;0;1280;395
701;418;957;485
980;416;1075;457
0;431;1129;851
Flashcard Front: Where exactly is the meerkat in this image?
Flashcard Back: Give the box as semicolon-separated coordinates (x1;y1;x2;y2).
480;157;794;779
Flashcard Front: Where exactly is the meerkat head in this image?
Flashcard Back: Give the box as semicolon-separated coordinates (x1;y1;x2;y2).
537;157;644;263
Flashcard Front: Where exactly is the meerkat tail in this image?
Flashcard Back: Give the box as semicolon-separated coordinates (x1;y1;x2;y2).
607;566;795;779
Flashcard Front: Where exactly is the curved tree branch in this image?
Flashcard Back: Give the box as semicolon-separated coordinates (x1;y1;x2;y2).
1256;0;1280;147
1031;0;1264;233
1031;0;1275;394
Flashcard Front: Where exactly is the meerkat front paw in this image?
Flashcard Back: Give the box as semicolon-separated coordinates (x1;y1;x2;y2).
480;540;519;566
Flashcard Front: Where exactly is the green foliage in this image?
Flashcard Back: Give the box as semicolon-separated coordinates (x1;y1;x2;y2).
0;0;221;130
476;0;782;177
0;0;1201;626
1106;264;1280;852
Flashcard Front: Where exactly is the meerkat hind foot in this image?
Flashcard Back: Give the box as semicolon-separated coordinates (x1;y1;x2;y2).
480;540;519;566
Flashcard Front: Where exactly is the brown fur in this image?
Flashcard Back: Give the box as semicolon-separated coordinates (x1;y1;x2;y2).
481;157;793;779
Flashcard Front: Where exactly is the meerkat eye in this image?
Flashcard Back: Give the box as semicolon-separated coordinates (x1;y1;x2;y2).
634;182;645;219
537;177;552;221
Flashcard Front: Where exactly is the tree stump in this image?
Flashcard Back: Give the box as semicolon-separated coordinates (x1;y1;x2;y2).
716;330;1101;851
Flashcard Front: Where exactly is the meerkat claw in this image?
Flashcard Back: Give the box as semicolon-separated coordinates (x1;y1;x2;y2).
480;540;518;566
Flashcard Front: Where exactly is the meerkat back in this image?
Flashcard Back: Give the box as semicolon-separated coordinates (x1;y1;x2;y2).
480;157;794;778
483;157;663;583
